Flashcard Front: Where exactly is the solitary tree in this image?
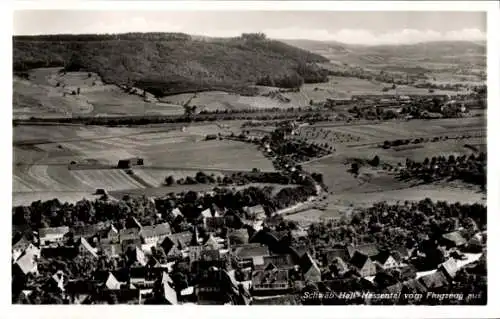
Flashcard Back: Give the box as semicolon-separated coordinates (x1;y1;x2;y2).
371;155;380;167
165;175;175;186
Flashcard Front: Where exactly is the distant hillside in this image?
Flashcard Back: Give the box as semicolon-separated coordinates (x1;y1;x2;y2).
281;39;486;72
13;33;328;96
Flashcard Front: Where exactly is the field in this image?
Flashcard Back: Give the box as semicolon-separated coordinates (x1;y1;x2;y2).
161;75;466;111
13;68;185;119
12;122;275;205
161;91;293;111
298;116;486;222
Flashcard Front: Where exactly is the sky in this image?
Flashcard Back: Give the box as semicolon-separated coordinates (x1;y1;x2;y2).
13;11;486;45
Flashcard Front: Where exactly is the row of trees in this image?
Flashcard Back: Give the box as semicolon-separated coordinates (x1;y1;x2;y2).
398;153;486;188
12;195;159;231
382;133;482;149
16;109;335;127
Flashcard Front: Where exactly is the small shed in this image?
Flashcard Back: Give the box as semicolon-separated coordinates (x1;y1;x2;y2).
117;157;144;169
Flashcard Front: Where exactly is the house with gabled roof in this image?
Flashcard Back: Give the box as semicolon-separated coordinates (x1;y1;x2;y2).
467;231;486;252
100;239;123;258
211;203;225;216
125;246;147;267
300;252;321;283
203;234;219;251
39;226;69;246
105;272;121;290
71;222;110;241
223;210;244;228
290;244;309;260
24;243;41;258
438;258;459;280
119;227;140;242
349;251;376;277
78;237;99;259
251;263;291;295
347;243;380;259
290;228;308;240
12;235;31;262
13;250;39;276
231;243;270;268
160;231;192;256
261;254;295;270
418;270;449;291
171;207;183;219
121;237;142;253
125;216;142;229
440;231;467;249
402;278;427;294
249;229;289;252
244;205;266;220
372;251;400;270
139;222;172;245
323;247;350;266
99;224;119;243
161;272;178;305
392;245;412;262
384;282;403;295
201;208;213;219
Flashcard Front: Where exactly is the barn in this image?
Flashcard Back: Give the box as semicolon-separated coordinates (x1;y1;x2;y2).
117;157;144;169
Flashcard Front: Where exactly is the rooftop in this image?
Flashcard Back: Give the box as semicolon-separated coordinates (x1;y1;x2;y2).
350;251;371;270
140;223;172;239
232;243;270;259
252;268;289;285
348;243;380;258
442;231;467;246
39;226;69;237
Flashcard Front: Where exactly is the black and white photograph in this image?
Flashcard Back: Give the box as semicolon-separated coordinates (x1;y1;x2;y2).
7;1;498;313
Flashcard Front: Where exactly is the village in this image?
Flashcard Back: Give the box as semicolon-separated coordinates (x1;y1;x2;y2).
11;120;487;305
11;196;486;305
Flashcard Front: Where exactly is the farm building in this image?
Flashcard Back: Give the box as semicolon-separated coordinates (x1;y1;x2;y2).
39;226;70;246
117;157;144;169
95;188;108;195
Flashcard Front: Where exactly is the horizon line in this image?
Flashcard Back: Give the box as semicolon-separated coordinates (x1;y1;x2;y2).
12;32;487;46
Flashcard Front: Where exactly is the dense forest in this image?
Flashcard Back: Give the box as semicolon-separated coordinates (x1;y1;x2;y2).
13;33;328;95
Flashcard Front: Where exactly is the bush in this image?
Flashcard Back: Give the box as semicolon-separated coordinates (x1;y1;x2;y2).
165;175;175;186
370;155;380;167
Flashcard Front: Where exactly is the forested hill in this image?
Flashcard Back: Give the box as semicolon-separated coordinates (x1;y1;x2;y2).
13;32;329;96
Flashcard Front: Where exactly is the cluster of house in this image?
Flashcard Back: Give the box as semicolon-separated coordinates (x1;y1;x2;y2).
11;197;487;305
11;203;320;304
315;227;486;301
346;94;474;114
